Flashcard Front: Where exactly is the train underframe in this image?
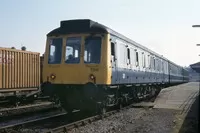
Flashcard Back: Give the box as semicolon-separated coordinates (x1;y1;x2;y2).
0;88;42;107
42;82;183;119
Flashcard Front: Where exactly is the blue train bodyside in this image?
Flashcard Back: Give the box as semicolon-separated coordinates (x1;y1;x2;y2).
109;34;188;85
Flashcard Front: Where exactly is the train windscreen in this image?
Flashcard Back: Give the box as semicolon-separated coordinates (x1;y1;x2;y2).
84;36;101;64
65;37;81;64
48;38;62;64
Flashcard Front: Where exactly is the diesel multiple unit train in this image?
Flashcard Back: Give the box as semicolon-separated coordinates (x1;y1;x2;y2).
41;19;189;115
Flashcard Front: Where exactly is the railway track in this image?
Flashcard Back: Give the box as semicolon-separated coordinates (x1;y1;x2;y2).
0;93;157;133
43;101;155;133
0;101;58;117
0;107;67;132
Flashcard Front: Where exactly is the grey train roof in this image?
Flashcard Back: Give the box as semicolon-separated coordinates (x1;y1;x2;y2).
47;19;182;68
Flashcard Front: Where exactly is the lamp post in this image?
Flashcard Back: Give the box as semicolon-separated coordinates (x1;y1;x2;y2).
192;25;200;27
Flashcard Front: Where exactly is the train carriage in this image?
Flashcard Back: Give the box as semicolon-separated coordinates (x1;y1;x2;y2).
0;47;40;105
41;19;189;115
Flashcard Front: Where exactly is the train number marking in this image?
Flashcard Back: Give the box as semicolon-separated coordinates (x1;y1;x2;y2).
90;68;99;72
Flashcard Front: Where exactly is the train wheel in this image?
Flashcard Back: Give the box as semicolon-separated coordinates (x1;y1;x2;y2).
151;87;156;96
117;102;123;110
101;106;106;115
98;101;107;115
116;98;123;110
51;94;61;105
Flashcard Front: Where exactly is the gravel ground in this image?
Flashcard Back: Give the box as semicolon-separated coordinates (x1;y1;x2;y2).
6;105;198;133
5;95;199;133
69;108;178;133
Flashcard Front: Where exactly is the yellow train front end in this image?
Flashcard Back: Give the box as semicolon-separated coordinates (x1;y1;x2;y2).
41;19;112;114
43;34;111;85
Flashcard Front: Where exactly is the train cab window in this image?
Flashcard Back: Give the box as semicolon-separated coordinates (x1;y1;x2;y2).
48;38;62;64
127;48;130;64
84;36;101;64
65;37;81;64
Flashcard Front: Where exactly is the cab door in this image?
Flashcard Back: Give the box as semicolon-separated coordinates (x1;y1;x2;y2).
111;41;118;84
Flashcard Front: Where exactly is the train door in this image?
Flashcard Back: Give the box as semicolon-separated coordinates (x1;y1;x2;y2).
111;41;118;84
168;61;171;84
161;59;164;82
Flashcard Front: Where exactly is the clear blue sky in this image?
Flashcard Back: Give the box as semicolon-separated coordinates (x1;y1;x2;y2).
1;0;200;66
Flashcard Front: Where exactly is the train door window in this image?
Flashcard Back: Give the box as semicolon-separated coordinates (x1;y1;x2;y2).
111;42;115;62
153;58;156;70
48;38;62;64
157;59;159;71
148;55;151;69
65;37;81;64
161;60;163;72
150;56;153;69
127;48;130;64
156;59;158;71
142;52;145;68
135;50;139;66
163;61;166;73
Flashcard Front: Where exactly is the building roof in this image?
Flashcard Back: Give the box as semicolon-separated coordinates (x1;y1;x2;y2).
190;62;200;73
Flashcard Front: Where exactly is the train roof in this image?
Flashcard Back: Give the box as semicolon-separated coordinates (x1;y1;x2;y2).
47;19;182;68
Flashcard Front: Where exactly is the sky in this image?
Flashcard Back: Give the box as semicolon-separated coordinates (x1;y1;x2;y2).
1;0;200;67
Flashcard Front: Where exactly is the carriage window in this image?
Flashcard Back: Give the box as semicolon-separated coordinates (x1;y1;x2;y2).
65;37;81;64
142;52;145;68
111;42;115;62
130;49;135;65
48;38;62;64
148;55;151;68
136;51;139;66
157;59;159;71
154;58;156;70
111;42;115;56
127;48;130;64
84;36;101;64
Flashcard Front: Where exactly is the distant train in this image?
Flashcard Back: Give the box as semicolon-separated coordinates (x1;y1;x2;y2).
0;47;41;105
40;19;189;115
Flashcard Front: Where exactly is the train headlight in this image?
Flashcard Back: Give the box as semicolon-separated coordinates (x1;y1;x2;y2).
89;74;95;80
50;74;56;80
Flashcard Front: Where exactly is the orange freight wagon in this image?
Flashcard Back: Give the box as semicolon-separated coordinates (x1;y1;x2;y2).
0;47;40;100
40;55;44;84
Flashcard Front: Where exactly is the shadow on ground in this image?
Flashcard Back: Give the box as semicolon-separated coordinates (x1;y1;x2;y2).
178;94;199;133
